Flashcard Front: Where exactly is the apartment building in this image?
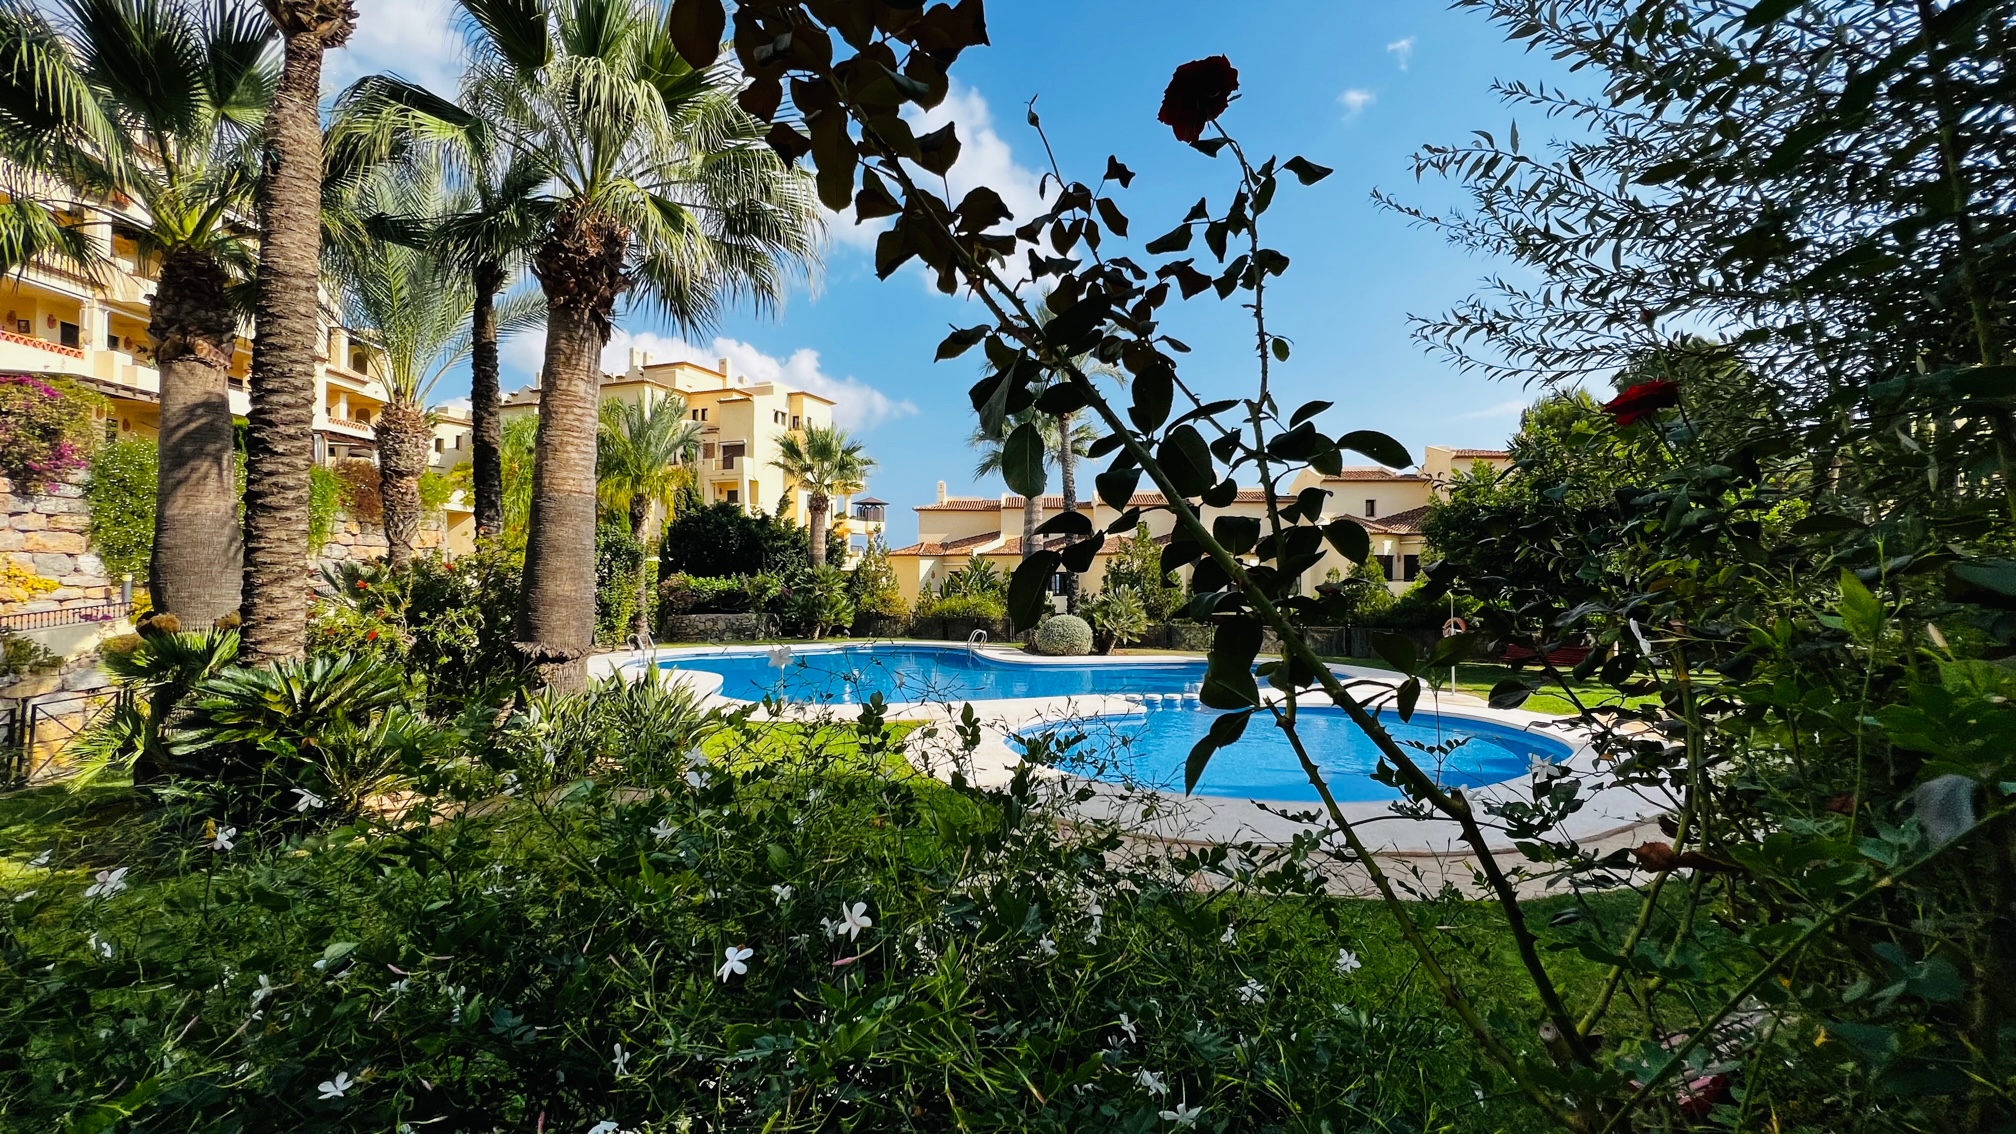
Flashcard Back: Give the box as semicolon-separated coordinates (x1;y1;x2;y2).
0;199;397;466
886;445;1510;602
497;350;883;552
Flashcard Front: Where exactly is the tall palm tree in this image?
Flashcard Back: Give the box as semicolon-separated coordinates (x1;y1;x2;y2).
239;0;355;661
0;0;275;627
1031;299;1123;612
330;76;547;542
448;0;820;689
771;424;873;570
970;409;1097;560
328;171;542;565
596;394;700;638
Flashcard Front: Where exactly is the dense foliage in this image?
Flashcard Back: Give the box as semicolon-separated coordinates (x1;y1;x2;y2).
658;501;841;580
1101;524;1186;622
846;537;907;621
84;438;156;579
0;374;100;493
1032;613;1093;656
595;524;646;646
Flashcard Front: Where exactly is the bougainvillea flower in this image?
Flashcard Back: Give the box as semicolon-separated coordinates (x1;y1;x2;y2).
1157;56;1239;143
1601;380;1681;425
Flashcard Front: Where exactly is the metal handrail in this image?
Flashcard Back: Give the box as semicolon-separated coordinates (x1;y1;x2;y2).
0;601;131;633
965;628;988;657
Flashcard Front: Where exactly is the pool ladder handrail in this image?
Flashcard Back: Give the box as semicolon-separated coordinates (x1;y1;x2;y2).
965;628;988;657
626;629;659;671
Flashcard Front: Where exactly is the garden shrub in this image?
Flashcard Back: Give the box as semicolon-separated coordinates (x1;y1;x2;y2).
658;501;841;580
1032;612;1093;655
84;437;156;578
313;545;529;713
916;592;1004;624
657;573;763;616
0;559;57;604
0;692;1524;1133
846;537;906;619
331;458;382;524
0;373;100;492
1102;524;1185;621
0;630;60;678
594;525;645;646
309;464;340;554
1082;585;1149;653
783;565;853;639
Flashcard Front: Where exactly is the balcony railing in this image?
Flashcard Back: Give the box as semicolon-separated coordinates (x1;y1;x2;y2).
0;600;131;633
0;330;83;359
324;416;375;436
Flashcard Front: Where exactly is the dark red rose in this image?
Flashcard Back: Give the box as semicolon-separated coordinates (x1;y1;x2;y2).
1602;380;1681;426
1158;56;1239;143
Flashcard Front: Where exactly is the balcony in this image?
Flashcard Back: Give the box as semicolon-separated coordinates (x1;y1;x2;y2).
0;328;83;363
323;416;376;440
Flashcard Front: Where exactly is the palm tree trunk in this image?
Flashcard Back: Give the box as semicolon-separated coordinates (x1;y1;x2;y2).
375;398;428;567
629;494;651;642
147;248;243;626
1058;408;1081;612
469;259;505;538
241;2;355;661
520;209;627;691
1021;493;1038;559
808;493;829;568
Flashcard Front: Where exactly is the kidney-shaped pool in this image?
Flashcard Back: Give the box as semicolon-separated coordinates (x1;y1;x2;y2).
658;643;1208;703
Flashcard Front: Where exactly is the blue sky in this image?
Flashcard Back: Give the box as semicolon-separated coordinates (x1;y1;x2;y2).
329;0;1589;544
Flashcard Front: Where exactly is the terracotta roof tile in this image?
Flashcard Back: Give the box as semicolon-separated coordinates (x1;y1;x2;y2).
1449;448;1510;459
1323;466;1425;482
1359;504;1431;535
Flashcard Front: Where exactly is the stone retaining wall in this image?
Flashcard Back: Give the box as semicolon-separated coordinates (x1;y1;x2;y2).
660;612;779;642
0;472;117;613
315;512;445;568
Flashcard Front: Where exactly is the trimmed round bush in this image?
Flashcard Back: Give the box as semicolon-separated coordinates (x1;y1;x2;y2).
1032;613;1093;656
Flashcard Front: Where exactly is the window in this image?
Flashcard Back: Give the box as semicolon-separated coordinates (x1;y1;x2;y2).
702;442;716;460
105;330;119;351
773;410;786;425
720;442;744;470
1376;555;1397;581
350;350;368;372
724;488;739;505
791;415;802;430
1364;499;1377;518
59;321;79;348
1402;554;1420;582
690;407;708;421
433;438;444;453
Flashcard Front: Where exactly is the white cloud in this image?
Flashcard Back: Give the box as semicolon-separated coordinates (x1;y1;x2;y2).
494;325;917;432
1459;398;1529;419
1337;89;1376;120
325;0;467;97
1385;36;1416;71
826;79;1048;265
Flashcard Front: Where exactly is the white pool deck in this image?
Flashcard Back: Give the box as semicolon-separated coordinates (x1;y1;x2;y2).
589;642;1669;887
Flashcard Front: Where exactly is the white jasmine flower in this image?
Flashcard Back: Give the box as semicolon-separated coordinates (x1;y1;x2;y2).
768;644;793;669
1037;935;1058;957
1086;901;1103;943
83;867;129;898
28;849;51;868
1238;978;1265;1004
649;818;676;841
316;1071;353;1099
1159;1101;1202;1127
12;889;35;902
611;1043;631;1076
685;748;708;769
1116;1012;1138;1044
587;1123;621;1134
717;945;753;982
1220;925;1236;944
685;769;708;789
88;932;113;958
250;975;277;1005
834;901;872;941
208;825;237;851
1135;1069;1169;1097
770;884;793;903
291;788;325;812
1335;947;1362;975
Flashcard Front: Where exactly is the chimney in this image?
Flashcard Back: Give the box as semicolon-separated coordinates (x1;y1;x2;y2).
717;357;733;385
936;480;947;504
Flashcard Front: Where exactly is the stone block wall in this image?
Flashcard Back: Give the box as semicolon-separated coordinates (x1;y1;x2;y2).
0;472;117;612
315;512;446;567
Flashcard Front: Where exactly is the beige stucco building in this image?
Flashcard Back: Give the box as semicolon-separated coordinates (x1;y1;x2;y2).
0;195;399;468
887;445;1510;603
494;350;883;555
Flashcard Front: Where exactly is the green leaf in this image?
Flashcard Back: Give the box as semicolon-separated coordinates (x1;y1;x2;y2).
1281;155;1332;184
1741;0;1805;31
1948;559;2016;610
935;326;987;361
1395;677;1421;722
1034;510;1092;537
1321;518;1369;563
1289;399;1332;427
1270;336;1291;361
1838;569;1885;643
1095;466;1141;509
1212;515;1261;555
915;122;961;175
1201;619;1262;710
1007;551;1061;631
1186;709;1251;792
1144;223;1193;254
1001;421;1048;498
667;0;725;67
1158;425;1215;498
1371;632;1417;676
1129;366;1173;432
1488;678;1535;709
1337;430;1413;469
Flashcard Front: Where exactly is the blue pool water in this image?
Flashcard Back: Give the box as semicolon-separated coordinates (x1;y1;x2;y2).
659;644;1208;703
1021;703;1569;802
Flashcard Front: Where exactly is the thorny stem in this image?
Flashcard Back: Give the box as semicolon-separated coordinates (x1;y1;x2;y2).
850;127;1599;1111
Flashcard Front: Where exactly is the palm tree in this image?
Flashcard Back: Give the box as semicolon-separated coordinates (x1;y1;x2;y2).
238;0;355;661
330;76;547;542
1031;299;1123;612
447;0;820;689
969;409;1097;560
596;395;700;639
771;424;874;570
0;0;275;627
328;171;543;565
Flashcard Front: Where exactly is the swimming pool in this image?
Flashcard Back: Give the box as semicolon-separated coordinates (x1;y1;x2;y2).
658;643;1207;703
1020;701;1570;803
